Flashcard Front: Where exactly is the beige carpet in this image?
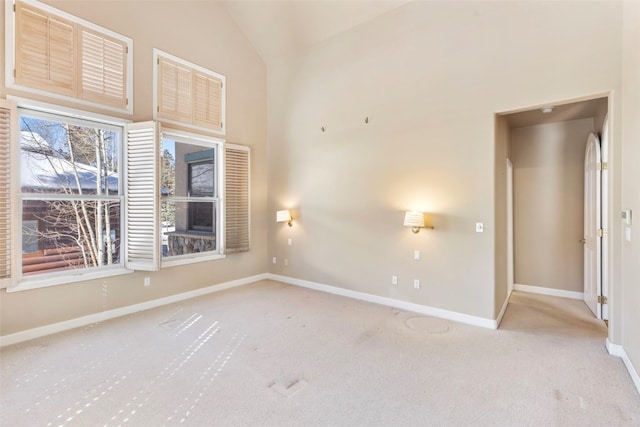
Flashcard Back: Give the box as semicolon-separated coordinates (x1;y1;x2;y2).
1;280;638;426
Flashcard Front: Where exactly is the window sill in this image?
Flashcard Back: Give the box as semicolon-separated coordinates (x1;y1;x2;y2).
6;267;134;293
161;253;225;268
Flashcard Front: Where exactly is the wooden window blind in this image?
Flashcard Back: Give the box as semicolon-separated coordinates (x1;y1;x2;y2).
158;56;192;123
225;144;250;253
193;71;223;130
15;1;76;97
125;122;160;271
78;26;128;110
11;0;131;113
0;100;17;287
155;50;225;135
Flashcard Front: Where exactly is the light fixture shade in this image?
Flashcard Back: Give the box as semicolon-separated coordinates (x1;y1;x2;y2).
276;210;292;223
403;211;425;228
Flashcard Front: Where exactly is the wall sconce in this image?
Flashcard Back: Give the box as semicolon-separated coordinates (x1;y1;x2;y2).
276;210;293;227
403;211;432;233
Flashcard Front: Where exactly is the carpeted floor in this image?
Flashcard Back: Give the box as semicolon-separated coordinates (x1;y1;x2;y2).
1;280;638;426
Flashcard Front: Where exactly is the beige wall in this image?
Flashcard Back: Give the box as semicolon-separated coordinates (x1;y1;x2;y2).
0;0;268;335
267;1;622;320
621;0;640;377
510;119;594;292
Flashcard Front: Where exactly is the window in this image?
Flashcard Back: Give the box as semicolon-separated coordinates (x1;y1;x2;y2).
161;135;220;259
18;107;123;276
154;49;225;135
125;122;248;270
6;0;133;113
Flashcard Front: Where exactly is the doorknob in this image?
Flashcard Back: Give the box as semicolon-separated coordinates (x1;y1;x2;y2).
580;238;587;244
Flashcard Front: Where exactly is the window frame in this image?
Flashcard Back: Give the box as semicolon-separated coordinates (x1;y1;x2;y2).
160;128;225;267
7;97;133;292
4;0;134;115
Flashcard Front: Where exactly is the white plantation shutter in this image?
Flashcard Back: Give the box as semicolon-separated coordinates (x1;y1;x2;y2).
158;56;192;122
225;144;250;253
155;50;225;135
125;122;160;271
15;0;76;96
79;26;128;109
0;100;18;287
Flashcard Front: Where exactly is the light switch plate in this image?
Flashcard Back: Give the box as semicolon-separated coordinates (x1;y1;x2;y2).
287;238;292;246
476;222;484;233
414;250;420;260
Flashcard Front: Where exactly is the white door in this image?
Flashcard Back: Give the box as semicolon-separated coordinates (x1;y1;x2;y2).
583;133;601;318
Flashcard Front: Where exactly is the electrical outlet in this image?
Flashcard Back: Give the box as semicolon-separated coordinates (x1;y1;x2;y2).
413;279;420;289
392;275;398;285
284;258;289;266
272;257;277;264
414;250;420;260
144;277;150;287
287;238;292;246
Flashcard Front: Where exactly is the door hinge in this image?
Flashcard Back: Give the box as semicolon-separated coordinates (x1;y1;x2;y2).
598;228;608;238
598;162;608;171
598;295;608;304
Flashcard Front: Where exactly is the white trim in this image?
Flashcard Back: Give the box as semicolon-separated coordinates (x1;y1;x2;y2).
161;253;225;268
514;283;584;300
606;339;640;396
7;268;134;293
268;274;497;329
495;289;512;328
9;96;131;127
4;1;16;95
0;273;268;347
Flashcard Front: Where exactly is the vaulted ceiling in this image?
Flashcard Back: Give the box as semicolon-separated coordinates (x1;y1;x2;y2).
221;0;410;62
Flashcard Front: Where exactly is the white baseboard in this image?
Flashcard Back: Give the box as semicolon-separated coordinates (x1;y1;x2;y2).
268;274;497;329
495;289;512;328
0;273;268;348
514;283;584;300
606;338;640;396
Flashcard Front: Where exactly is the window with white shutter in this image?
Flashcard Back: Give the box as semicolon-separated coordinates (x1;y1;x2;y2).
225;144;250;253
0;100;18;288
154;49;225;135
125;122;161;271
7;0;133;114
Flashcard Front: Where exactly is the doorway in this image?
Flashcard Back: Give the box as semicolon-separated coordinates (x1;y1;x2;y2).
497;96;609;322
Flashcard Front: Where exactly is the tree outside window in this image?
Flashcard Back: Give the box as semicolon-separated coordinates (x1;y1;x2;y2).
19;111;122;275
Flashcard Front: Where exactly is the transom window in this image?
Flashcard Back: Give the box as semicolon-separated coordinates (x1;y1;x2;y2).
18;107;123;276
